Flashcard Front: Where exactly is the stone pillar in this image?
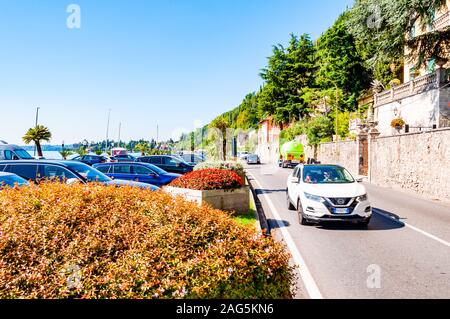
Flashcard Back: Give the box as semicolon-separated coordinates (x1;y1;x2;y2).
368;128;381;183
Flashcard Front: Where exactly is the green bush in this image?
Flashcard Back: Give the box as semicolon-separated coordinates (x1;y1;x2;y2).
0;183;294;299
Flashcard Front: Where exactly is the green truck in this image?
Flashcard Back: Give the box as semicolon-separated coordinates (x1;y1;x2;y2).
279;141;305;168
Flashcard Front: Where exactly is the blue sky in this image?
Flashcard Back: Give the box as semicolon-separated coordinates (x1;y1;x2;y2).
0;0;353;145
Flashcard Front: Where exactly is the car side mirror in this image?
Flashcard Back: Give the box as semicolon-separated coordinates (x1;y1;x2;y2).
290;176;300;184
356;177;363;183
110;176;115;180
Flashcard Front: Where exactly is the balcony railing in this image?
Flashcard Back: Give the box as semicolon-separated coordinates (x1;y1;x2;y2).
374;72;439;107
434;11;450;31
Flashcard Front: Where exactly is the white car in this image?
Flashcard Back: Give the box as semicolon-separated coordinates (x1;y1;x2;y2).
286;164;372;226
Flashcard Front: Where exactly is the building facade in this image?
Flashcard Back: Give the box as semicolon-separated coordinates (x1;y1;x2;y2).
256;118;281;164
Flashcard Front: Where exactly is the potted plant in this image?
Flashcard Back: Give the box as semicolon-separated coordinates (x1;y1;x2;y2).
164;168;250;215
391;118;406;131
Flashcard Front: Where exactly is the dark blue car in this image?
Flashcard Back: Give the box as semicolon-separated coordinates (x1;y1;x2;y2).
93;162;181;187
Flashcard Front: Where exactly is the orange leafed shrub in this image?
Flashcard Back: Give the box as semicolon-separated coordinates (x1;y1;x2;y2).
0;183;294;299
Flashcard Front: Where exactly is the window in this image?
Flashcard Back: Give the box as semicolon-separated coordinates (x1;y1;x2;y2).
41;165;78;182
427;58;436;73
4;151;13;160
149;157;162;164
96;165;111;173
64;162;111;183
163;157;181;166
14;149;33;159
8;164;39;181
133;165;152;175
0;165;5;171
113;165;132;174
303;166;355;184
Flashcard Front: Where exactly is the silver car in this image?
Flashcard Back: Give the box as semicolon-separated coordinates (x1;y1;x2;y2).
247;154;260;165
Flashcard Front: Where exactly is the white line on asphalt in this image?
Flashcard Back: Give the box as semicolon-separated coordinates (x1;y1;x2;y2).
374;209;450;247
246;170;323;299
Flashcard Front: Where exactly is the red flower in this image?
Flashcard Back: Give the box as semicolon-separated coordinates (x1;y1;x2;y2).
169;169;244;191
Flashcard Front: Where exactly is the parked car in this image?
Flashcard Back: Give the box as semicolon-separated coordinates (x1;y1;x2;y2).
238;151;249;160
71;155;109;166
180;153;205;166
93;162;181;187
0;142;34;160
246;154;261;165
0;160;159;191
109;154;137;162
0;172;29;189
136;155;194;174
286;164;371;226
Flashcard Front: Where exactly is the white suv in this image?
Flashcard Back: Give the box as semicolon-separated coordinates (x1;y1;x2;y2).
286;164;372;226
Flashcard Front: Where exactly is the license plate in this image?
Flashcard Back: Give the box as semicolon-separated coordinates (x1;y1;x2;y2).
333;208;350;214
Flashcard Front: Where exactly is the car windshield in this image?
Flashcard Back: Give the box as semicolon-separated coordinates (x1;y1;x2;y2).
14;149;33;159
140;163;167;175
303;166;355;184
64;162;111;183
0;175;29;187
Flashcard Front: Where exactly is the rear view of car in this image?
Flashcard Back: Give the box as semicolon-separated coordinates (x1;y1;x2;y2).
247;154;260;165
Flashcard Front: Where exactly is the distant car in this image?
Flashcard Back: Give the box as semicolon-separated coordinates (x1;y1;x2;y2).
246;154;260;165
0;142;34;160
72;155;109;166
181;153;205;166
286;164;371;226
136;155;194;174
109;154;137;162
238;151;249;160
0;172;29;189
94;162;181;187
0;160;159;191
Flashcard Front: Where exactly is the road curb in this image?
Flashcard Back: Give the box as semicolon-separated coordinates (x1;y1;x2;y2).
246;173;270;237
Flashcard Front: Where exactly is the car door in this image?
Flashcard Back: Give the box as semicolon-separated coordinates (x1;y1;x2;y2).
132;165;160;186
5;164;39;182
112;164;134;181
40;164;81;184
149;157;165;170
288;167;302;205
162;156;181;173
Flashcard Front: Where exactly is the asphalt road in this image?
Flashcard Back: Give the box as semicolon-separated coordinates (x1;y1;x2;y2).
245;164;450;299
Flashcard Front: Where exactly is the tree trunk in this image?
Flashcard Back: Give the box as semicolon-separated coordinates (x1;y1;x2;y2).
36;142;43;158
222;138;227;161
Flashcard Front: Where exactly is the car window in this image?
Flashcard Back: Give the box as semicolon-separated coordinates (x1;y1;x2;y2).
0;165;5;171
303;166;355;184
133;165;152;175
113;165;132;174
149;157;162;164
8;164;39;181
293;167;299;177
163;157;181;166
96;165;111;174
4;151;12;160
41;165;79;182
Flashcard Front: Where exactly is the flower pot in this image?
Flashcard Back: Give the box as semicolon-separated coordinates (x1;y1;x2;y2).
163;185;250;215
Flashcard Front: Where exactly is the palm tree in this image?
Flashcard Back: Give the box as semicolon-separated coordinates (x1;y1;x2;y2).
22;125;52;158
94;149;103;155
76;147;87;157
59;149;73;160
209;117;229;161
135;143;149;156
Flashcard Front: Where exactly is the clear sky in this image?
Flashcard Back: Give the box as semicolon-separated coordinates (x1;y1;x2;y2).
0;0;353;145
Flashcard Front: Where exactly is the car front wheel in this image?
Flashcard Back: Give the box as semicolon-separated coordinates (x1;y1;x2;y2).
297;199;310;225
286;191;295;210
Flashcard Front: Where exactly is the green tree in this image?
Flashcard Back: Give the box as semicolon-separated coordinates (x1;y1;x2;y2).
59;149;73;160
259;34;317;124
209;117;230;161
347;0;449;72
306;116;334;146
22;125;52;158
75;147;87;157
135;143;149;156
315;12;371;110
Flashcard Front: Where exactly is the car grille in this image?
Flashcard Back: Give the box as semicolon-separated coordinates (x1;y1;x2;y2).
327;197;354;206
323;199;358;214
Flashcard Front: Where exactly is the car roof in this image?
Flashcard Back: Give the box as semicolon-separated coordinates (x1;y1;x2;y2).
0;160;87;167
0;172;16;176
95;162;143;166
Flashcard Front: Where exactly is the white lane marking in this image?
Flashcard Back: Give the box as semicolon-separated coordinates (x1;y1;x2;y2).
374;209;450;248
246;170;323;299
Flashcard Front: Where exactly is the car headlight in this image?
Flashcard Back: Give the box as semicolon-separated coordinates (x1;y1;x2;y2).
357;194;368;202
304;192;324;203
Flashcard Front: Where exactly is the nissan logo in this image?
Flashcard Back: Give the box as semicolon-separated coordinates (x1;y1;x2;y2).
337;199;345;205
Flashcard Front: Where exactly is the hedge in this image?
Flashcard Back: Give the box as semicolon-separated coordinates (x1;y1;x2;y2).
0;183;294;298
194;161;245;177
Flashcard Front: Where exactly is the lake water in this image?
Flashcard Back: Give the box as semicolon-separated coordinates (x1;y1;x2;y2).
42;151;142;160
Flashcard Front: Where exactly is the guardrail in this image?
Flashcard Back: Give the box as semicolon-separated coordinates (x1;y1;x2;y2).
374;72;439;107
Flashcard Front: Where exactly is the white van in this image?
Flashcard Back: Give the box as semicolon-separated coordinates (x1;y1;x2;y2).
0;141;34;160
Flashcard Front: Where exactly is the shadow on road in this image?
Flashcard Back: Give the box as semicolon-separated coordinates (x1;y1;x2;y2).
315;209;405;232
267;219;290;230
256;188;286;195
